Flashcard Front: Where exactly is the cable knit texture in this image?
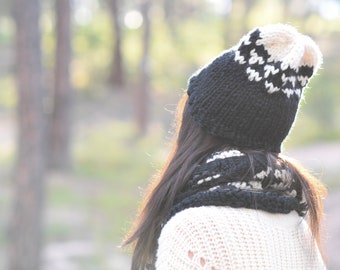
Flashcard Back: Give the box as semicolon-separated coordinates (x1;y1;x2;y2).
156;207;325;270
187;24;322;152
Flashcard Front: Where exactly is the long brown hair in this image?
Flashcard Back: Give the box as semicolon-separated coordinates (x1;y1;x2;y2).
123;94;327;269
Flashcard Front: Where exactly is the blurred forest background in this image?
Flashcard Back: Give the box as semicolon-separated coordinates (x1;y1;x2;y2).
0;0;339;269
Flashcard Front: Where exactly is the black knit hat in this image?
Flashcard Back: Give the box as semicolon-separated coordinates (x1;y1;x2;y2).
187;24;322;153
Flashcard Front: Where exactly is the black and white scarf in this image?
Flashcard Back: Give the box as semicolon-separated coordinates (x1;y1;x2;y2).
167;149;307;222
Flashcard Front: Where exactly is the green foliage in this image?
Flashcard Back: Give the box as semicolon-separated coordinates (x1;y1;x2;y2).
74;121;164;180
49;184;89;207
73;120;168;241
41;10;56;69
150;16;226;94
0;17;14;45
46;223;76;241
0;75;16;109
72;10;113;91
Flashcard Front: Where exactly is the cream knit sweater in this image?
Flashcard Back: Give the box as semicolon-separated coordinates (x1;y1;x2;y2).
155;206;325;270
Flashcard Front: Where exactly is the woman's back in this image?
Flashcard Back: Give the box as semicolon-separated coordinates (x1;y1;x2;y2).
156;206;325;270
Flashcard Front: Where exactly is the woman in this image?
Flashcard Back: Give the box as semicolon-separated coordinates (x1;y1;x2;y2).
124;24;327;269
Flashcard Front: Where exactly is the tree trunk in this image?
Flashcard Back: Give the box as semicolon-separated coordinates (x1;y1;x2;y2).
162;0;178;39
49;0;72;170
9;0;45;269
108;0;125;87
136;0;151;135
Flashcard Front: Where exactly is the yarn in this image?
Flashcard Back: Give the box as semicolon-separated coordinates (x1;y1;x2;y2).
167;149;307;223
187;24;322;152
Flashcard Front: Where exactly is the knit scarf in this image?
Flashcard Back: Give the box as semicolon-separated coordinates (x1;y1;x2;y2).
166;149;307;222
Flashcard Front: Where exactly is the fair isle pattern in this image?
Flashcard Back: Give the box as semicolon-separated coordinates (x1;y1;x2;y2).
187;24;322;152
189;150;301;197
234;27;314;98
167;150;306;222
206;149;244;163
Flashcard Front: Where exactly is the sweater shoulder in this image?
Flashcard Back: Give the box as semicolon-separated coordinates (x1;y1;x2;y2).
155;206;325;270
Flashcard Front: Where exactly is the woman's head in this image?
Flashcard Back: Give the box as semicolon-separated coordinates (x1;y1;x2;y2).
186;24;322;153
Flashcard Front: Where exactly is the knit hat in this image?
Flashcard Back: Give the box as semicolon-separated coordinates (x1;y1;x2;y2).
187;24;322;153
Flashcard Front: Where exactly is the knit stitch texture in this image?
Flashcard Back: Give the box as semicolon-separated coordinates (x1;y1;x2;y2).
166;149;307;223
187;24;322;152
156;207;325;269
153;149;326;269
